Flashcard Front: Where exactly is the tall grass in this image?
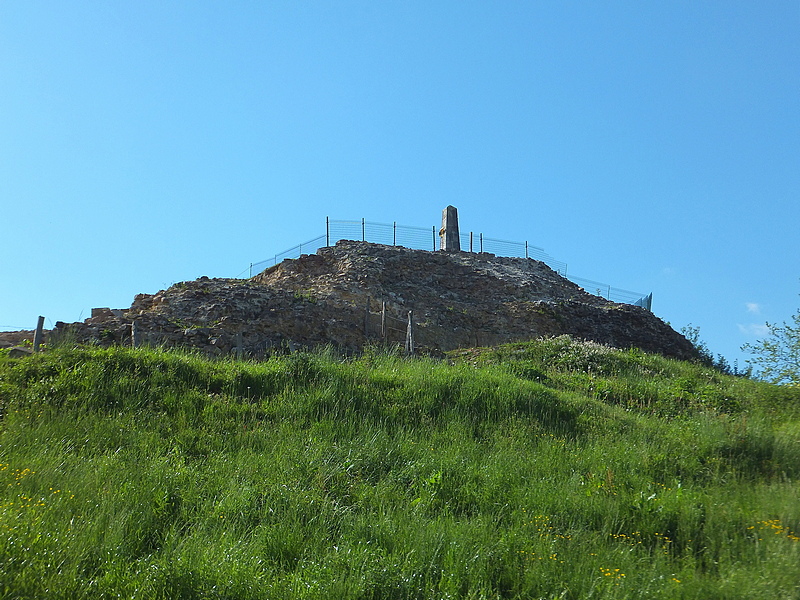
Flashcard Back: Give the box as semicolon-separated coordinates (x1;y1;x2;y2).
1;339;799;599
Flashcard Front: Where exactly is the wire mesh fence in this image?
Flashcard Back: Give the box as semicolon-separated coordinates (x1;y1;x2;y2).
460;234;569;274
249;234;327;276
566;275;652;309
328;219;438;250
246;217;652;310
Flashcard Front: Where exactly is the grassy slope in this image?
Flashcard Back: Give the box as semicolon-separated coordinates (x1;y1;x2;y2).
0;338;799;599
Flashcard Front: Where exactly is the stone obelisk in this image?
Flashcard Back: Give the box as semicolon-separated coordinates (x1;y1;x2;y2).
439;205;460;252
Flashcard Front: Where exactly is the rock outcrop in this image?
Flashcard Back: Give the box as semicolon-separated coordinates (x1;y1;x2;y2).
5;241;698;360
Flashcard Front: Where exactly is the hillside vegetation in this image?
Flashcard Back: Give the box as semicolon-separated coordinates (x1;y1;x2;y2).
1;337;799;599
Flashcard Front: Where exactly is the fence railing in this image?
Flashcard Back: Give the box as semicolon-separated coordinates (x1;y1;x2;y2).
566;276;652;309
246;218;652;311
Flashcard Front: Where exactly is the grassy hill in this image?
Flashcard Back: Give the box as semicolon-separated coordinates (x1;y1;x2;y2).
1;338;799;599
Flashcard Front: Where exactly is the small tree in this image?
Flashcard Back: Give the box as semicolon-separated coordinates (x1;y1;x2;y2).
680;324;714;366
742;307;800;385
680;324;743;375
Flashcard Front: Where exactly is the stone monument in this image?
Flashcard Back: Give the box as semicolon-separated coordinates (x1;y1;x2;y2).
439;205;460;252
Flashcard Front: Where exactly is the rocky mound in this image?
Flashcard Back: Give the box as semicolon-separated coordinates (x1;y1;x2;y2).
9;240;697;360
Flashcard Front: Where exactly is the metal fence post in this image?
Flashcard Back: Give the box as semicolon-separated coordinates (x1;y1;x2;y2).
432;226;436;251
326;217;330;247
525;241;528;259
480;233;483;253
470;232;473;253
393;222;396;246
362;218;365;241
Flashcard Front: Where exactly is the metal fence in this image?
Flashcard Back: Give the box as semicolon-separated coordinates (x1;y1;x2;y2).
249;234;327;276
566;276;653;309
249;220;568;274
246;218;652;310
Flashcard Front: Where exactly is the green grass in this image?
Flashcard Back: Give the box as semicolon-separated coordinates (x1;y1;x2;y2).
1;338;799;599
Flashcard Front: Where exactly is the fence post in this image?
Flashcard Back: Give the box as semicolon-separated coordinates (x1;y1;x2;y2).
362;218;365;241
33;316;45;352
326;217;330;247
432;226;436;251
480;233;483;253
364;298;370;337
525;241;528;259
405;310;414;355
381;301;386;340
393;222;396;246
470;232;473;253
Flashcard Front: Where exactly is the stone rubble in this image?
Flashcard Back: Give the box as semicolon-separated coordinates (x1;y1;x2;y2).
1;240;698;360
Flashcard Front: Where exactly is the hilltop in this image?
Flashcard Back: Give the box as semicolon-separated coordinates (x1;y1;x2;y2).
6;240;697;360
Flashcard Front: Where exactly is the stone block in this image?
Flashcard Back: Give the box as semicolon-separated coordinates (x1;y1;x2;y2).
439;205;461;251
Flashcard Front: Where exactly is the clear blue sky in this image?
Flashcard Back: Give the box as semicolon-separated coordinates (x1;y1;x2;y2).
2;1;798;368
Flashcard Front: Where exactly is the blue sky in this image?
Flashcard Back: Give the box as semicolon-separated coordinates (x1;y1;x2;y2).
2;1;798;368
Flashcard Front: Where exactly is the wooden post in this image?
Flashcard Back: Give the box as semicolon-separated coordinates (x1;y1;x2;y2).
33;316;45;352
405;310;414;355
131;321;139;348
381;301;386;340
364;298;370;337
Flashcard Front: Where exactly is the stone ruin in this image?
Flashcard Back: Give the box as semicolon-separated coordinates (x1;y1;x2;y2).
1;207;697;361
